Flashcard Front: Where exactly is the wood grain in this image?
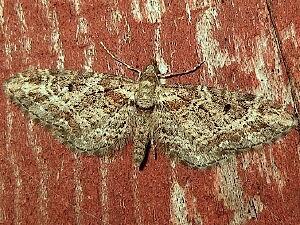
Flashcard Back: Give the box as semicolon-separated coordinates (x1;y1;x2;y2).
0;0;299;224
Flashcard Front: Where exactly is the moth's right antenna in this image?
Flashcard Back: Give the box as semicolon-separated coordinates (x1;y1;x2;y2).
158;61;205;79
100;41;141;75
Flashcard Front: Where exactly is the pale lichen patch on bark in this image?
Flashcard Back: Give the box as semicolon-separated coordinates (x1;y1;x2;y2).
131;0;143;22
169;163;203;224
1;4;18;65
242;147;286;194
252;34;292;103
170;181;191;225
215;158;264;225
83;44;96;72
154;25;169;75
145;0;166;23
131;0;166;23
15;2;32;64
76;17;88;43
15;2;27;31
190;196;203;225
195;7;230;77
37;2;66;70
71;0;96;72
99;158;110;225
49;10;65;70
107;9;123;34
72;0;81;14
0;179;5;223
267;147;286;193
0;0;4;29
184;0;192;23
280;23;299;48
3;4;26;223
15;3;51;222
253;35;274;97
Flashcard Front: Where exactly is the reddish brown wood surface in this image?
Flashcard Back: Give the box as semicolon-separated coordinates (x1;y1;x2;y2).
0;0;299;225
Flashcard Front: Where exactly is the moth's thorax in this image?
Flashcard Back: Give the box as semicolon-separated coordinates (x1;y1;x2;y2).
135;64;159;109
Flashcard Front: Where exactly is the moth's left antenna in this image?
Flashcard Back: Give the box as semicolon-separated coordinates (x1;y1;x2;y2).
100;42;141;75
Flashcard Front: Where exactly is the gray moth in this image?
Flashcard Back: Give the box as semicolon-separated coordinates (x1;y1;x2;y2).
3;61;297;169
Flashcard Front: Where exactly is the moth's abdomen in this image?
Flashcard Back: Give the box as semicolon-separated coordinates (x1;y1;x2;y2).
133;138;149;168
132;112;153;167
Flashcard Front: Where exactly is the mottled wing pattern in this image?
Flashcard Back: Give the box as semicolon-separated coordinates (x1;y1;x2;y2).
4;69;137;155
154;85;296;168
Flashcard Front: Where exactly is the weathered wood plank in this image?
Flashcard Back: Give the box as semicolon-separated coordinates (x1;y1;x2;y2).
0;0;299;224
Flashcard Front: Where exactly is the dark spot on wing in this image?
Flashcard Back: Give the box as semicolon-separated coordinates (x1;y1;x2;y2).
68;83;74;91
224;104;231;113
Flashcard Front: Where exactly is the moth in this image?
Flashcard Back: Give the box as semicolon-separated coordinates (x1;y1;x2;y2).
3;49;297;169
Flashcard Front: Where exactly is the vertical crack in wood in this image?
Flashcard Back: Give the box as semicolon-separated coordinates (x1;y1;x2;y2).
265;0;300;125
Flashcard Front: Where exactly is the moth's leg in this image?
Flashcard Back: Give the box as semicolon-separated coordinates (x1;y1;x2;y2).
158;61;205;79
100;41;141;75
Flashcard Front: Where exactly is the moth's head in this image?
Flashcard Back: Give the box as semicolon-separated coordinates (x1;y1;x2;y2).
135;62;160;109
140;62;160;82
